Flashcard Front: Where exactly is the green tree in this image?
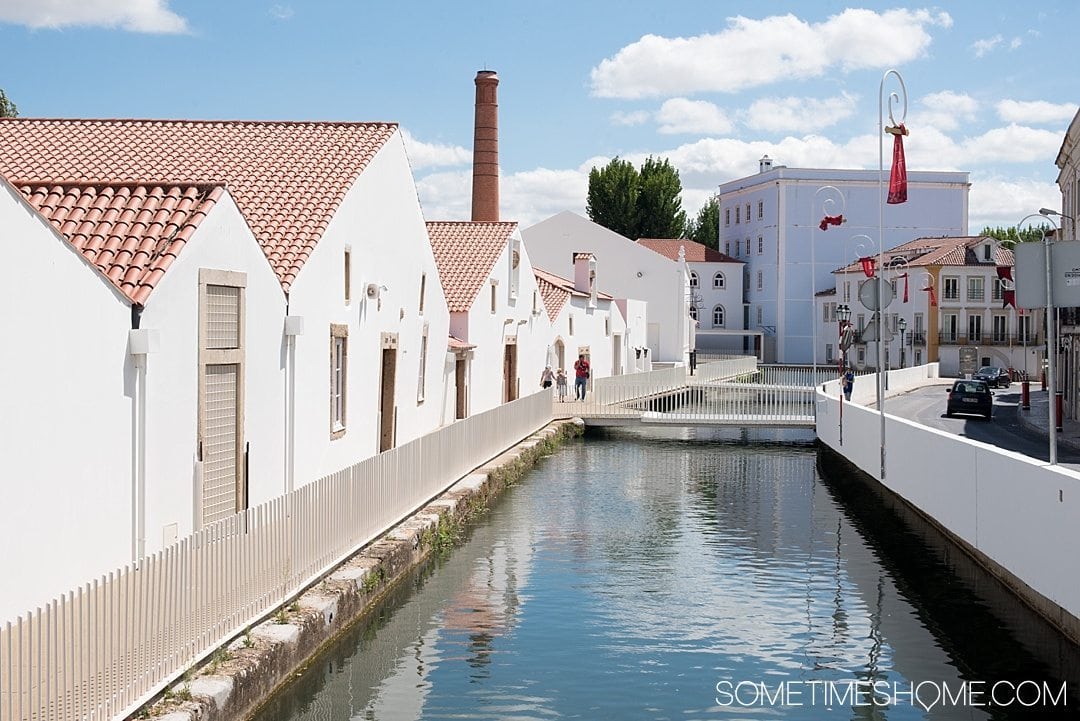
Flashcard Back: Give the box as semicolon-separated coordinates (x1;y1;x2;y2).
980;224;1049;248
635;156;686;239
687;195;720;250
586;157;639;238
0;89;17;118
586;155;688;239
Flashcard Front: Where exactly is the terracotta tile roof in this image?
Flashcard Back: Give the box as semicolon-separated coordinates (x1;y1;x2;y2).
16;181;222;304
815;287;837;297
835;236;1014;273
447;334;475;351
0;118;399;292
637;238;741;263
532;266;613;322
573;252;594;260
426;221;518;312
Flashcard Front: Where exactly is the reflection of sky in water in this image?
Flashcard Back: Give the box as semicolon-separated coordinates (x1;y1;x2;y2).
254;429;1078;721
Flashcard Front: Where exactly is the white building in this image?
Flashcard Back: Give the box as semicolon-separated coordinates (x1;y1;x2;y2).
1054;107;1080;420
637;238;746;355
813;235;1041;377
523;211;691;365
717;157;969;363
426;221;551;418
0;118;452;620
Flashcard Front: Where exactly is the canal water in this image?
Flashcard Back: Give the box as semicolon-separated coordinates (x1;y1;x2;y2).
253;427;1080;720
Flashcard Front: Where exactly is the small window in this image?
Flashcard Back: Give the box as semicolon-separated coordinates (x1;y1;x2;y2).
826;344;834;363
330;325;348;438
419;272;426;314
725;241;731;255
724;208;730;226
967;276;984;301
756;271;763;291
605;317;611;336
983;244;992;261
735;206;740;224
713;271;726;289
943;277;959;300
689;271;699;288
569;315;574;336
532;289;539;315
417;324;428;403
689;306;698;321
490;282;497;313
745;238;750;255
745;203;750;222
733;243;739;258
757;236;763;254
757;201;763;219
344;248;352;305
756;305;763;325
712;305;725;327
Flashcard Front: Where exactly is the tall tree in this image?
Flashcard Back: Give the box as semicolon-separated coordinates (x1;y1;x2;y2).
635;156;686;239
0;89;17;118
586;155;688;239
980;224;1049;248
586;157;639;238
687;195;720;250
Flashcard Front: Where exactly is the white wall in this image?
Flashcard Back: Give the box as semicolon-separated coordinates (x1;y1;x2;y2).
548;295;622;390
617;299;649;373
817;366;1080;630
0;181;135;621
287;131;451;482
523;212;689;364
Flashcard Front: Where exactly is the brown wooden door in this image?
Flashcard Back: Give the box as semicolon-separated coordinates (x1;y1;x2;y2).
455;357;468;419
503;343;518;402
379;347;397;452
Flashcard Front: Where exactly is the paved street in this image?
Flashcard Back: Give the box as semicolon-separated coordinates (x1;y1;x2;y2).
883;384;1080;471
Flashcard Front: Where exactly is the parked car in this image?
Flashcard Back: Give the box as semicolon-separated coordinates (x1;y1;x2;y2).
973;366;1010;388
946;380;993;419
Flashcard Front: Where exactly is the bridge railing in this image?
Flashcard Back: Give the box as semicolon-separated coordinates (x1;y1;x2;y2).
691;356;758;383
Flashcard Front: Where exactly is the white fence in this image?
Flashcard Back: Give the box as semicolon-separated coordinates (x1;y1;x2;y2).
816;363;1080;636
0;390;554;721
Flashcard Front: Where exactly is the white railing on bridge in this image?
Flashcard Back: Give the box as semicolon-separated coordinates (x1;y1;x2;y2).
0;390;555;721
690;356;758;383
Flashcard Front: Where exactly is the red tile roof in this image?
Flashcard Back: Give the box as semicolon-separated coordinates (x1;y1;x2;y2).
532;267;613;322
0;118;398;292
835;236;1014;273
637;238;741;263
447;335;475;351
426;221;518;312
17;181;222;304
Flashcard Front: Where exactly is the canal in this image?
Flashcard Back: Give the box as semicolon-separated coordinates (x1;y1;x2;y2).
253;427;1080;720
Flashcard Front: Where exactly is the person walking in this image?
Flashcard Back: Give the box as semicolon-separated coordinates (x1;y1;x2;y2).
842;366;855;401
540;365;555;390
555;368;568;402
573;354;590;401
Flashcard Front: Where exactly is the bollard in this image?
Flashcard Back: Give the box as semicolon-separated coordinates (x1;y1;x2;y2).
1056;390;1064;432
1021;380;1030;410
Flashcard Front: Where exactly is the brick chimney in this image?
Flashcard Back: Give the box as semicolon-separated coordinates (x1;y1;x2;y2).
471;70;499;222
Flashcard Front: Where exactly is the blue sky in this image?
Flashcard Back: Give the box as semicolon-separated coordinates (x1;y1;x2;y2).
1;1;1077;231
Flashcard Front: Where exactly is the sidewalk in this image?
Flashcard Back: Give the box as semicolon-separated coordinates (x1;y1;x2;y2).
1015;387;1080;452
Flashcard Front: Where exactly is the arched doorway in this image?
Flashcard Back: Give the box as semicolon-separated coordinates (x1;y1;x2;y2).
554;338;566;373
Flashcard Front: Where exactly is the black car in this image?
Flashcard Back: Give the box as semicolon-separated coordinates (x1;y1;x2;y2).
946;379;993;419
973;365;1010;388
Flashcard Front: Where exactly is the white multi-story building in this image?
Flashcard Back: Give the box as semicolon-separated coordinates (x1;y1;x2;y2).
814;235;1042;377
1054;107;1080;420
717;157;969;363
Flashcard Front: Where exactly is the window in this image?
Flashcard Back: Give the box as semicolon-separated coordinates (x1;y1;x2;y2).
823;303;830;323
942;313;958;342
756;270;763;291
915;349;923;365
745;238;751;255
983;243;993;262
344;247;352;305
330;325;348;438
992;315;1008;342
943;277;959;300
826;344;834;363
724;208;731;226
757;236;763;254
417;324;428;403
733;242;739;258
490;282;497;313
735;206;740;224
1019;315;1033;342
968;314;982;342
857;347;865;365
756;305;763;325
713;305;725;327
745;203;751;222
757;201;763;219
914;313;924;334
843;281;851;302
725;241;731;255
967;277;984;302
713;271;726;289
857;313;865;332
605;317;611;336
689;306;698;321
689;270;699;288
569;314;574;336
992;277;1004;301
419;272;426;314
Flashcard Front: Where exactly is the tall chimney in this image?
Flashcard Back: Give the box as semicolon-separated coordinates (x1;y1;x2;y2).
471;70;500;222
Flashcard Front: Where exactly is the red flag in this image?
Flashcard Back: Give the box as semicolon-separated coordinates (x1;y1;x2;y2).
901;272;909;303
1003;290;1016;309
996;266;1013;281
887;124;908;204
922;284;937;307
859;256;876;278
819;214;844;231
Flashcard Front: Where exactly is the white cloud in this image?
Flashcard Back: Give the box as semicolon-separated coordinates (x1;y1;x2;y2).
744;93;858;133
1009;36;1023;51
610;110;650;127
590;8;950;99
269;4;293;20
915;91;979;132
972;34;1002;57
967;175;1060;232
415;167;589;228
0;0;188;33
996;99;1077;125
656;98;734;135
401;129;471;170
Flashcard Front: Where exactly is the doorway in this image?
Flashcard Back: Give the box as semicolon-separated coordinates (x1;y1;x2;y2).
503;342;518;402
455;356;468;419
379;343;397;452
554;338;565;374
612;334;622;375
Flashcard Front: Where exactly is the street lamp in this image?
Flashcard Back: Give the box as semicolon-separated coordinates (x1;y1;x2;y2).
837;303;852;371
897;317;907;368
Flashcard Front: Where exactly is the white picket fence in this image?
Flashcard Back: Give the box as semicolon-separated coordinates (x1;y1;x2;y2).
0;390;554;721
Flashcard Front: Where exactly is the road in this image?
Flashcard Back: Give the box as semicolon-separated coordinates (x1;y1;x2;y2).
881;383;1080;471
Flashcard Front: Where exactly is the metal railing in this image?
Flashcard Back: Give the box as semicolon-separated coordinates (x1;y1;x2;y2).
0;390;554;721
938;332;1039;346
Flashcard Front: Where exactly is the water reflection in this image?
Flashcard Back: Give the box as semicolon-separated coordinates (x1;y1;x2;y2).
253;428;1078;721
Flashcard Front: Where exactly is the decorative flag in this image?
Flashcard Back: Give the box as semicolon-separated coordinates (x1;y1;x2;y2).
1003;289;1016;309
996;266;1013;281
922;283;937;307
819;214;844;231
859;256;876;278
900;272;909;303
887;123;908;204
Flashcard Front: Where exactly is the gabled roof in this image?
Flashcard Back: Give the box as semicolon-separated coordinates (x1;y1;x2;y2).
16;181;223;304
426;221;518;312
532;266;614;322
637;238;741;263
834;236;1014;273
0;118;399;292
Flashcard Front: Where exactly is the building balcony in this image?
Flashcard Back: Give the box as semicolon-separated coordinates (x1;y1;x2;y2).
938;333;1039;346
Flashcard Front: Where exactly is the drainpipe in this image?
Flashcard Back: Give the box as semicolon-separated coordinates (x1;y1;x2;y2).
283;314;305;494
129;308;159;565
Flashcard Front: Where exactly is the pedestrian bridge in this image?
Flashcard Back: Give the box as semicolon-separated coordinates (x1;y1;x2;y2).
556;358;849;428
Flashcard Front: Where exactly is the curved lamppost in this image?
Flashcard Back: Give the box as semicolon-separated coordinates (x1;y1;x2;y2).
813;186;846;384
